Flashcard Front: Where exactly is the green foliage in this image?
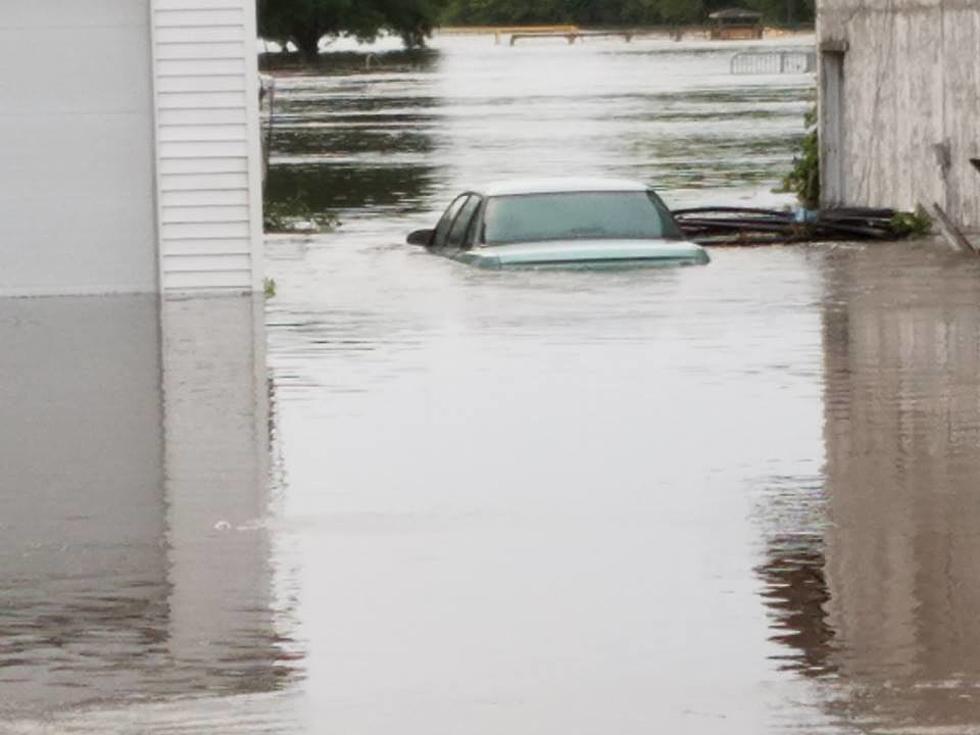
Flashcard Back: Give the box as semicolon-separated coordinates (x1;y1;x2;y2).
258;0;446;57
263;195;339;233
890;207;933;238
440;0;814;26
263;278;278;299
781;106;819;209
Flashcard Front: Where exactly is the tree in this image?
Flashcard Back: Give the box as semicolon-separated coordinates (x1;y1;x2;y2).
258;0;445;59
439;0;814;26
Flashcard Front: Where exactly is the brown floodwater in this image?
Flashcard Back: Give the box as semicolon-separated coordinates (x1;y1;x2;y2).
4;33;980;735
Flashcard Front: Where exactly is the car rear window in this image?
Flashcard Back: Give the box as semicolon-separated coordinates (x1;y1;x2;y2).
482;191;682;245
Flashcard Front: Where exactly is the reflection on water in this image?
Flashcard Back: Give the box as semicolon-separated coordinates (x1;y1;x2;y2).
0;295;298;725
752;244;980;731
755;476;836;678
819;246;980;731
0;297;168;714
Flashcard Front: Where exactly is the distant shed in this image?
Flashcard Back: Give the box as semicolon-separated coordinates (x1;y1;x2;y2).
818;0;980;233
709;9;764;40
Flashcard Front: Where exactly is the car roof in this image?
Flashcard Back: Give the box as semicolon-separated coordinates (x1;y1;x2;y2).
478;177;650;197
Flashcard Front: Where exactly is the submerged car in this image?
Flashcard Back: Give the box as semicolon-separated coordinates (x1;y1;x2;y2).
406;178;709;268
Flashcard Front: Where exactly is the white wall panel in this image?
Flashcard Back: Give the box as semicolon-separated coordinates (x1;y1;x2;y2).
158;108;251;126
156;76;248;93
0;0;262;296
162;238;253;256
161;190;250;207
154;26;246;44
155;9;245;26
162;222;252;240
158;58;252;76
159;158;249;175
2;0;148;27
164;271;253;290
0;1;157;296
151;0;264;294
158;124;248;142
157;92;248;109
156;42;246;60
160;173;251;191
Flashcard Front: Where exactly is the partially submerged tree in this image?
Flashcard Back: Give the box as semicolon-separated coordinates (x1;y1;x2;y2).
258;0;444;59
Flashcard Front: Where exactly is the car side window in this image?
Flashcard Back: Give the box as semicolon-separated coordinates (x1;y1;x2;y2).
447;196;481;249
464;197;485;247
433;196;468;249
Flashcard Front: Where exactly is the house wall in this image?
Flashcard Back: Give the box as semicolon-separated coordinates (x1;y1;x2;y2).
0;1;159;296
151;0;264;293
818;0;980;231
0;0;263;297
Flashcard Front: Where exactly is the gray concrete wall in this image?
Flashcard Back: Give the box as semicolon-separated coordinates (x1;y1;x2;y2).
818;0;980;230
0;1;158;295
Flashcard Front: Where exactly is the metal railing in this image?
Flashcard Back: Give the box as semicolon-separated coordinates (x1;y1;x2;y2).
730;50;816;75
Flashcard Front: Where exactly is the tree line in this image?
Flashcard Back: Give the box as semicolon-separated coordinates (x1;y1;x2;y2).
442;0;814;27
259;0;815;58
258;0;445;57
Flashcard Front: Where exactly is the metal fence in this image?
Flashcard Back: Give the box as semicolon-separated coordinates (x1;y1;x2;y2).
730;50;816;75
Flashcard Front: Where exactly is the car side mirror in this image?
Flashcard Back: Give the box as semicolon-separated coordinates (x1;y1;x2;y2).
407;228;434;246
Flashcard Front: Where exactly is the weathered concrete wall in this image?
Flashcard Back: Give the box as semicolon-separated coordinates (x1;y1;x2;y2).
818;0;980;230
0;1;159;295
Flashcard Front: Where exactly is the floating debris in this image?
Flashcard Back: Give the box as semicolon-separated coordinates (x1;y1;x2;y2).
673;207;930;246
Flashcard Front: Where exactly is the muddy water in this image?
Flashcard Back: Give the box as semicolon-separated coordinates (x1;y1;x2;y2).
5;33;980;735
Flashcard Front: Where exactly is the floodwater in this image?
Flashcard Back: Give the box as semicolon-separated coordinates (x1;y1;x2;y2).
5;33;980;735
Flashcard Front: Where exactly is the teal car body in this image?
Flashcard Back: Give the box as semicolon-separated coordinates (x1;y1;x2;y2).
407;178;710;269
454;239;709;269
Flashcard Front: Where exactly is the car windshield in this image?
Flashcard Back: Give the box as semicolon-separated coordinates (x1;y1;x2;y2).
482;191;682;245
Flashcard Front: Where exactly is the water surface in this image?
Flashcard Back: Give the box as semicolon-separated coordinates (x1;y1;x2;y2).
7;33;980;735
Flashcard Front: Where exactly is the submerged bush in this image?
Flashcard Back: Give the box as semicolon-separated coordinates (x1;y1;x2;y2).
263;196;339;233
890;207;933;238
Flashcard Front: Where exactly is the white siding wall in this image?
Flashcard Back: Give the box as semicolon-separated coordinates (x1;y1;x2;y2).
0;1;158;296
151;0;264;293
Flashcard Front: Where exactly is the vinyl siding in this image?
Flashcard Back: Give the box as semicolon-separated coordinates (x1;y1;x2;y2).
151;0;263;293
